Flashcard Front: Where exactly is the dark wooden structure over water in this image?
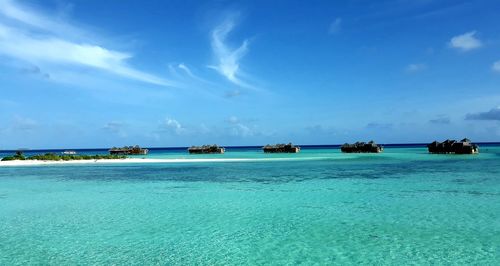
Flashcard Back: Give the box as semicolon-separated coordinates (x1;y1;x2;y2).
263;143;300;153
427;138;479;154
341;141;383;153
109;145;148;155
188;145;225;154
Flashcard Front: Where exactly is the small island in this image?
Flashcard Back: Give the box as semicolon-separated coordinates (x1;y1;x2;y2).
188;145;225;154
263;143;300;153
427;138;479;154
341;141;383;153
109;145;149;155
1;151;127;162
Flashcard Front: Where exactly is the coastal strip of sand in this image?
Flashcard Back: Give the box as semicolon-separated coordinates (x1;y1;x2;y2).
0;156;331;167
0;158;257;166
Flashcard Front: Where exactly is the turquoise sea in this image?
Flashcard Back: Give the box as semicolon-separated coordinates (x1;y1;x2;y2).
1;145;499;264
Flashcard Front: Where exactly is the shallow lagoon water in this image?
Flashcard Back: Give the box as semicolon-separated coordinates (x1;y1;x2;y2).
1;146;499;264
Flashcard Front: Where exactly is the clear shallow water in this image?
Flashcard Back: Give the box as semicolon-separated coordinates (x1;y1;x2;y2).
1;146;499;264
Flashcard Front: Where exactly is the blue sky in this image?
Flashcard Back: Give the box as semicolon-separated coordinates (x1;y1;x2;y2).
0;0;499;149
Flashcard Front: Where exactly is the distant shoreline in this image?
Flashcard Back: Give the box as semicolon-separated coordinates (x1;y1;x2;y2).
1;142;499;153
0;157;315;167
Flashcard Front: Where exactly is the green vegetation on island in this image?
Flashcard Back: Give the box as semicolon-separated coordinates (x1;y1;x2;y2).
1;151;26;161
341;141;383;153
188;145;225;154
263;143;300;153
1;151;127;162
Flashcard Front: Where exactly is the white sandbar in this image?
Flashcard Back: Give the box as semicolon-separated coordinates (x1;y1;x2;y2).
0;157;285;167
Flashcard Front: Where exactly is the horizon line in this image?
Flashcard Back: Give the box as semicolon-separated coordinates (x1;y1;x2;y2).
1;141;500;152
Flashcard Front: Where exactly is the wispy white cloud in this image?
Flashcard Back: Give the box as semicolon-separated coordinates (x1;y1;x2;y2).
224;115;260;137
177;63;215;86
209;16;255;89
449;31;482;51
328;18;342;34
405;63;427;73
230;123;254;137
493;60;500;73
178;63;196;78
159;118;187;135
0;0;80;37
0;0;169;86
226;115;239;124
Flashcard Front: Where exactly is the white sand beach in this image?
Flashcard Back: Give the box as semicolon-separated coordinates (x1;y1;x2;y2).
0;158;260;167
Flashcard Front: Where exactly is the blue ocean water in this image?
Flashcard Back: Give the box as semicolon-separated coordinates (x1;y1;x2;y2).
1;145;499;264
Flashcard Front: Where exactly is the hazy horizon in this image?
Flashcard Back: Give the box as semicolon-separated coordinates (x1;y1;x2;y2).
3;141;500;152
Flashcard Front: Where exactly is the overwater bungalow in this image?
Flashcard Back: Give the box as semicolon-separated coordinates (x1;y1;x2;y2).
109;145;148;155
427;138;478;154
341;141;383;153
188;145;225;154
62;150;77;155
263;143;300;153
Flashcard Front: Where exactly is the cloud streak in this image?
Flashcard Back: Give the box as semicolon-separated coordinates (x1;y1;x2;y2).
328;18;342;34
465;107;500;121
493;60;500;73
0;0;169;86
0;0;77;35
159;118;187;135
405;63;426;73
209;16;255;89
449;31;482;51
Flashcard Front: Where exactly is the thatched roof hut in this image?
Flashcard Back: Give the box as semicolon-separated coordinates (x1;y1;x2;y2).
341;141;383;153
427;138;478;154
109;145;148;155
188;144;225;154
263;143;300;153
